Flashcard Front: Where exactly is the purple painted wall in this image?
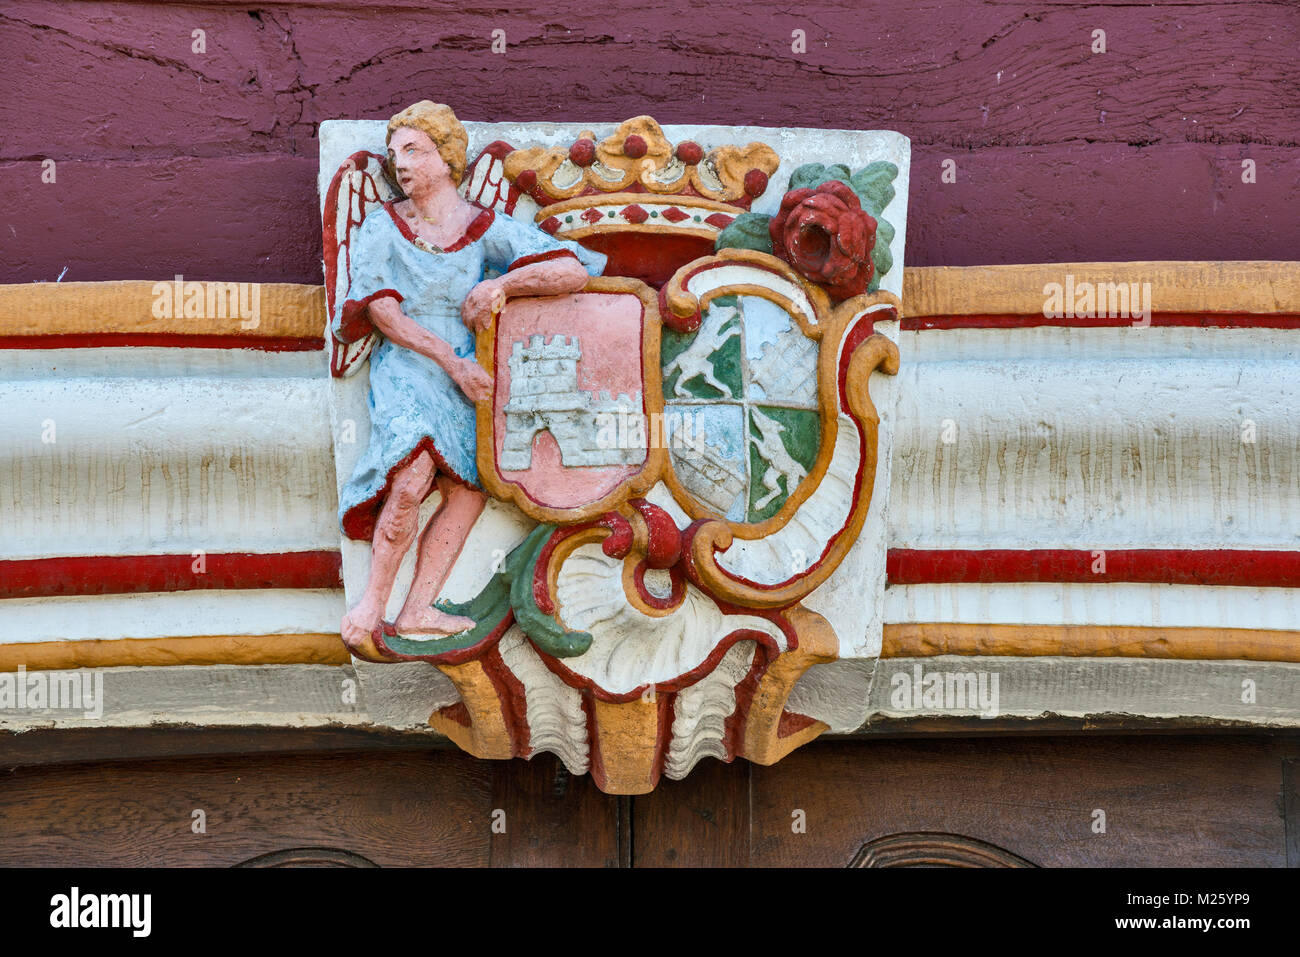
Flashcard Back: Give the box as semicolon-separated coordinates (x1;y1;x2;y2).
2;0;1297;283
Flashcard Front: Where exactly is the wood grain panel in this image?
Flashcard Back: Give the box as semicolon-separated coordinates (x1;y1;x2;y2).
631;757;752;867
0;155;321;284
743;737;1296;867
2;2;1296;281
0;747;633;867
1285;759;1299;869
488;752;622;867
2;736;1295;866
628;736;1298;866
4;1;1295;156
0;751;494;867
6;145;1297;284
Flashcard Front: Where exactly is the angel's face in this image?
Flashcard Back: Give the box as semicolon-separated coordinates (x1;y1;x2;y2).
388;126;451;198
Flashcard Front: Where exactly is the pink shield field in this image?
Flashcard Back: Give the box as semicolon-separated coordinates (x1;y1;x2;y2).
490;291;648;511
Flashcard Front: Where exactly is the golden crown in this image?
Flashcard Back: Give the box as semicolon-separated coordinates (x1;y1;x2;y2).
503;116;779;248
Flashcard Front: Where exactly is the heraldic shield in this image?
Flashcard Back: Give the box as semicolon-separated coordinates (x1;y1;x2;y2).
323;110;908;793
475;279;667;524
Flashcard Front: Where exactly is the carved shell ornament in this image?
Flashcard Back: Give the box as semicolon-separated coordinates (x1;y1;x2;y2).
323;110;902;793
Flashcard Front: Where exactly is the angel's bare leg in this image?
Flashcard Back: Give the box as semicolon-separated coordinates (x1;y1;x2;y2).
394;474;487;636
341;450;436;650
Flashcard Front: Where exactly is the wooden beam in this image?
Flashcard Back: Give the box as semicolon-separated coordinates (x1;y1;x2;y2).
0;280;325;345
5;261;1299;345
882;623;1300;663
902;261;1300;318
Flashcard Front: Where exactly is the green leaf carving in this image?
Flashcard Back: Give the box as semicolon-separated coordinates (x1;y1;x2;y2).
788;163;851;191
383;523;593;660
714;212;774;254
869;216;896;292
848;161;898;218
502;524;593;657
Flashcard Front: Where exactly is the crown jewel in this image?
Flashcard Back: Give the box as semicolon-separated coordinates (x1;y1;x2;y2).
503;116;779;286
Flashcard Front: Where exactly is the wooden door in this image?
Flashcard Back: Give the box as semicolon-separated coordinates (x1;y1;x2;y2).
1;735;1295;867
631;736;1300;867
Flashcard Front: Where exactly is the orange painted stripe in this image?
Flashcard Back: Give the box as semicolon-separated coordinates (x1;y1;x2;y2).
0;281;325;341
902;261;1300;319
882;623;1300;663
5;263;1298;348
0;634;349;672
5;626;1294;671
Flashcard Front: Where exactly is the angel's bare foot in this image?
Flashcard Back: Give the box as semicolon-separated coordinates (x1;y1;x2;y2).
341;597;385;652
394;606;475;637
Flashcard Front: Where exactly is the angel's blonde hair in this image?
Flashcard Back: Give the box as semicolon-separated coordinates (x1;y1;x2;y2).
386;101;468;185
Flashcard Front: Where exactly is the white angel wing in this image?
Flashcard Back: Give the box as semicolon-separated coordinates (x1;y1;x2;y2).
323;150;401;377
460;140;519;215
323;141;518;378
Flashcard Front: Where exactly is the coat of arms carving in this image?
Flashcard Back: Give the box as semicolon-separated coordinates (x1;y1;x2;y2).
321;103;909;792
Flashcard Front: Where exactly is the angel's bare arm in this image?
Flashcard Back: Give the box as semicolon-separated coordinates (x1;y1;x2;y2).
368;295;491;401
495;256;590;297
368;296;458;369
462;256;590;331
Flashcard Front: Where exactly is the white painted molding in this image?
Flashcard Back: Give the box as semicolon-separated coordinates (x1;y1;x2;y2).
892;332;1300;551
3;317;1297;737
0;348;337;560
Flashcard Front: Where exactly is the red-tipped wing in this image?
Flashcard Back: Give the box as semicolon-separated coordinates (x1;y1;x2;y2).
323;151;400;377
322;141;517;377
460;141;519;215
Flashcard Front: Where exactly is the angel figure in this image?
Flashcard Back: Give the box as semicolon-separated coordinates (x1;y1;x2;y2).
328;101;606;660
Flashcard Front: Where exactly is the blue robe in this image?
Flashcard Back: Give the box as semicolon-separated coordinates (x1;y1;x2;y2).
332;203;607;539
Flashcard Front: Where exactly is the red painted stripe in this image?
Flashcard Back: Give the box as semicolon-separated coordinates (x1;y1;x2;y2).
0;334;324;351
650;688;677;784
902;313;1300;331
887;549;1300;588
722;644;769;761
777;710;819;739
0;552;342;600
480;643;531;758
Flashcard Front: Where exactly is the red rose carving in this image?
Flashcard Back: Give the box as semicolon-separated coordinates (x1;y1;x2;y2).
768;180;877;300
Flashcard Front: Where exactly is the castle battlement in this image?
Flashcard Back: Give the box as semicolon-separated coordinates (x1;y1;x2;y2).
500;333;646;471
590;391;640;411
510;334;581;363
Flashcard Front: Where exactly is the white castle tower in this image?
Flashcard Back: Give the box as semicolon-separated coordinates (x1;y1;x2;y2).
499;334;646;471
